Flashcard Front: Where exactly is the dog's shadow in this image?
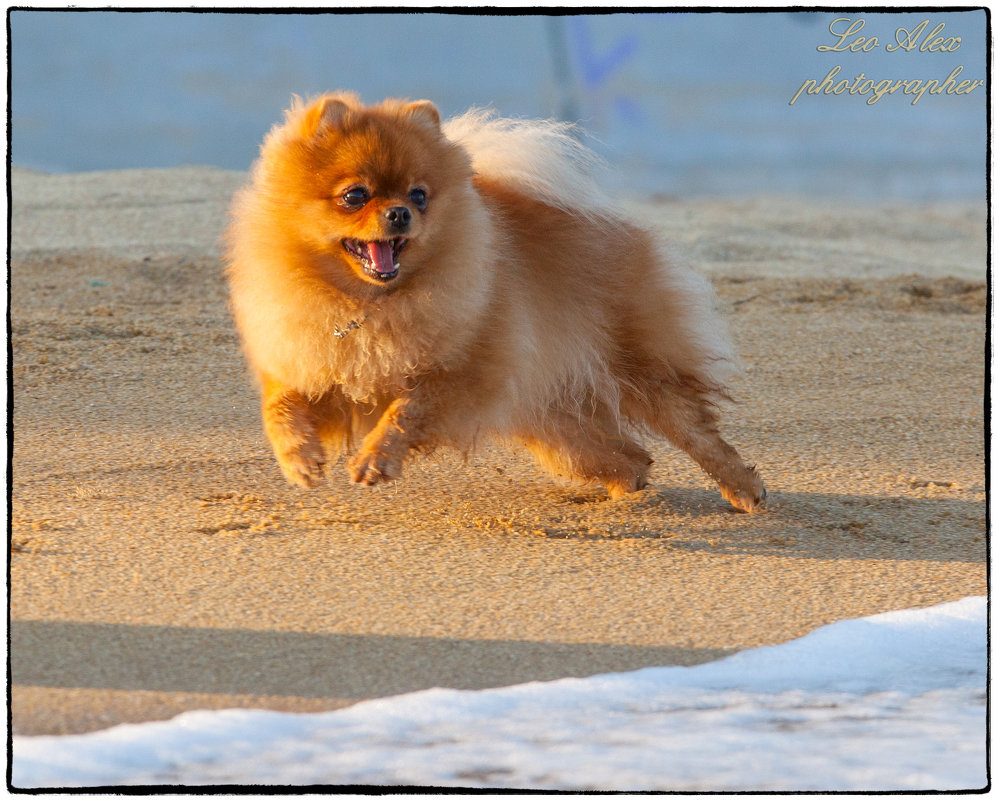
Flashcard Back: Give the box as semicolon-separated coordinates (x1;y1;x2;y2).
530;483;984;565
526;483;755;542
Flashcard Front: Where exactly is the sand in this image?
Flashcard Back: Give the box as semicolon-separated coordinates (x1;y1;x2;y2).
9;167;987;736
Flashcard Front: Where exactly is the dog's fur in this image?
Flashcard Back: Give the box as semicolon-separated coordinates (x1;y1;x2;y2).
225;92;766;512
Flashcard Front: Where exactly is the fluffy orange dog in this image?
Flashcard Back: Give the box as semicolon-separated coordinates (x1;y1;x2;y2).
226;92;766;512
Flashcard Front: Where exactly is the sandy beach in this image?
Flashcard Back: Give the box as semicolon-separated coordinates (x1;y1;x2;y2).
9;166;987;736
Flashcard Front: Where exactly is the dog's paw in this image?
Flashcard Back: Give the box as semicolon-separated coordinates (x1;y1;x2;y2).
347;448;402;487
721;480;767;514
605;474;650;500
276;440;326;489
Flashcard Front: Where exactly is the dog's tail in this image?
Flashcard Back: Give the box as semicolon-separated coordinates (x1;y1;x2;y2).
442;108;618;221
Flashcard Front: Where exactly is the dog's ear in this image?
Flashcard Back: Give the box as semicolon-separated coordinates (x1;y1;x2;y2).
405;100;441;129
297;92;359;136
309;95;353;131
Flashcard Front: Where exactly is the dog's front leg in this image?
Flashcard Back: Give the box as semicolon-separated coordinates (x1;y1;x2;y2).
347;395;424;486
260;374;327;488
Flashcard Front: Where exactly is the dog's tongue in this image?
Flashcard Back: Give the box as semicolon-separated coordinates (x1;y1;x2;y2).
366;241;396;275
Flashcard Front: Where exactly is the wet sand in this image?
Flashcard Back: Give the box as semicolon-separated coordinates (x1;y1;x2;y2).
9;167;987;735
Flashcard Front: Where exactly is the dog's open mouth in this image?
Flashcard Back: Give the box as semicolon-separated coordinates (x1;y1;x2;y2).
342;238;408;282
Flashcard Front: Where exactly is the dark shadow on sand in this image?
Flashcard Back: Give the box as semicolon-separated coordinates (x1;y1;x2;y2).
11;620;732;701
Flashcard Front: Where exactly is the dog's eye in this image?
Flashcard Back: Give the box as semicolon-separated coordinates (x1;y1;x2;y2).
340;186;370;209
409;187;428;211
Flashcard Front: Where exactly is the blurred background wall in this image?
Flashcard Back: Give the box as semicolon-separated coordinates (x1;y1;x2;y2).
9;9;988;200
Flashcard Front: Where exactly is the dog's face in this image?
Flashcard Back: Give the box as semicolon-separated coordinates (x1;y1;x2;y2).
258;94;471;289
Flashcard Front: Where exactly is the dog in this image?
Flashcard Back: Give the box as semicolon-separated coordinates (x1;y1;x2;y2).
225;92;766;512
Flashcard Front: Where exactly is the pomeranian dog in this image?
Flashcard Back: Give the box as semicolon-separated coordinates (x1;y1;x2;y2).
225;92;766;512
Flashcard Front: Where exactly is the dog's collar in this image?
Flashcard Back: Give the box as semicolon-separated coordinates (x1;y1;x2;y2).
333;313;369;339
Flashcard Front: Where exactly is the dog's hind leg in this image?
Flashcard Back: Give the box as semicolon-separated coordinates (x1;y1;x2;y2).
623;381;766;513
516;410;653;499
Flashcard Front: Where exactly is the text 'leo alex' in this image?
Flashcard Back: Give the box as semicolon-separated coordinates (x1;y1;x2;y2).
820;19;962;54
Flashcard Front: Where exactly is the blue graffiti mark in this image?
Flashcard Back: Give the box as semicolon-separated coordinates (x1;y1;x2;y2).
566;17;642;124
568;17;639;90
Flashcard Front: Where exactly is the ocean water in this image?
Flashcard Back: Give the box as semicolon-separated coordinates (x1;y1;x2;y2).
12;597;987;791
9;9;989;200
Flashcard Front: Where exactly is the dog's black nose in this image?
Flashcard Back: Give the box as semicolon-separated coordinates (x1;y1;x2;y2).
385;206;412;232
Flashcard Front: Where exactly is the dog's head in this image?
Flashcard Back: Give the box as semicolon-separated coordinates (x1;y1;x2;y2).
255;92;472;289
